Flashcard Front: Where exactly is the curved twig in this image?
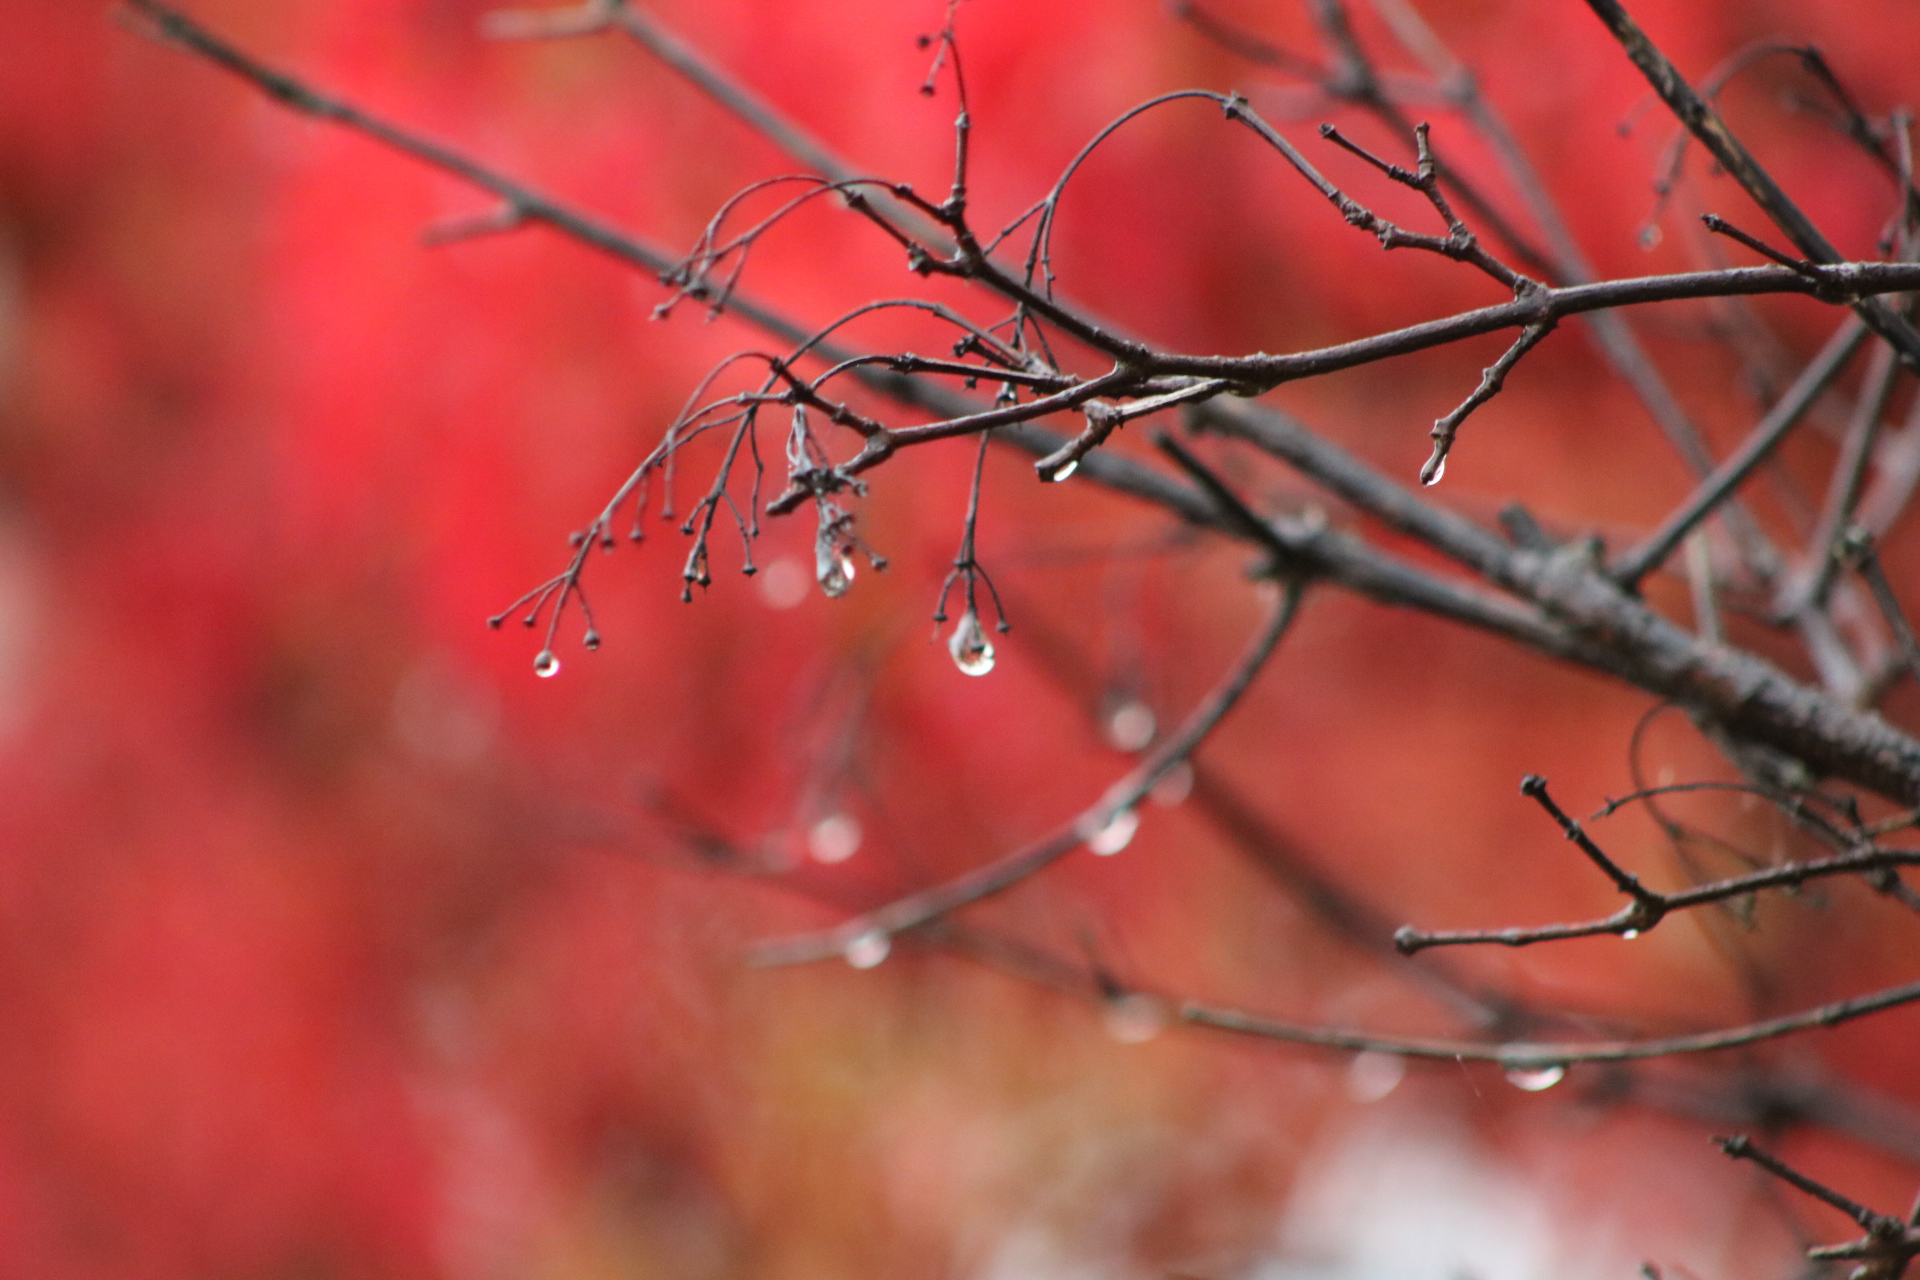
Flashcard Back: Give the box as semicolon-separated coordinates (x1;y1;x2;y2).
748;576;1308;967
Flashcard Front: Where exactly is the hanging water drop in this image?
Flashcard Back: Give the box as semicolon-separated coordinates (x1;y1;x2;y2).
1049;459;1079;482
583;630;601;651
1420;450;1447;486
1103;993;1171;1044
1346;1050;1407;1104
1105;700;1157;752
947;609;996;676
1086;807;1140;856
1503;1063;1566;1092
816;539;855;598
1638;222;1664;250
808;813;863;865
533;650;561;678
1621;928;1640;940
843;929;891;969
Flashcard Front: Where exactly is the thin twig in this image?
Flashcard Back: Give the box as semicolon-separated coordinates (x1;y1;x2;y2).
1843;529;1920;689
1420;319;1554;485
1396;842;1920;954
1582;0;1920;372
1182;973;1920;1066
1612;315;1870;586
1793;340;1904;616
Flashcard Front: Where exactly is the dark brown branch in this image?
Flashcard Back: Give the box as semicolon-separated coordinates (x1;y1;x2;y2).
132;1;1920;808
1311;120;1531;294
1716;1135;1919;1278
1717;1134;1893;1233
1701;212;1824;278
1397;842;1920;954
1182;973;1920;1066
1523;775;1666;907
1203;0;1783;577
1176;0;1555;277
1151;264;1920;390
1420;319;1554;485
1191;389;1920;806
1582;0;1920;373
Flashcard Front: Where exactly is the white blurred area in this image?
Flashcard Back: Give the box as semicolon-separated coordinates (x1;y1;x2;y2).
1261;1108;1564;1280
970;1093;1654;1280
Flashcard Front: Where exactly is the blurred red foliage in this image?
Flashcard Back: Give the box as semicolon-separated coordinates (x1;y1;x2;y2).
4;1;1920;1277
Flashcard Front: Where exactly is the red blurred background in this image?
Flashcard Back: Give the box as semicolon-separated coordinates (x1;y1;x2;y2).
5;1;1920;1276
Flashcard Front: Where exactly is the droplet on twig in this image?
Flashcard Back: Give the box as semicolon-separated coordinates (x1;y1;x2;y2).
1048;459;1079;482
816;538;855;598
947;609;996;676
1638;222;1663;250
1621;928;1640;940
808;813;862;865
1346;1050;1407;1103
843;930;891;969
1420;448;1448;487
1503;1063;1566;1092
1085;807;1139;856
1103;993;1171;1044
533;650;561;678
1105;700;1157;752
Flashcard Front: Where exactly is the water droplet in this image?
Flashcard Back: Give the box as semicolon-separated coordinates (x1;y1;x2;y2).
947;609;996;676
1085;807;1140;856
1638;222;1664;250
1504;1063;1566;1092
1049;459;1079;482
533;650;561;678
808;813;863;865
583;630;601;651
815;540;855;598
1621;928;1640;940
1420;450;1447;486
843;930;890;969
1346;1050;1407;1103
1103;993;1171;1044
1149;761;1194;807
1105;700;1157;752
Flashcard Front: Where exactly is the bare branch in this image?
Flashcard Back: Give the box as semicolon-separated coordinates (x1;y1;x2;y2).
1791;339;1906;617
1843;529;1920;691
1582;0;1920;372
1420;318;1554;485
1612;315;1870;586
1182;974;1920;1066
